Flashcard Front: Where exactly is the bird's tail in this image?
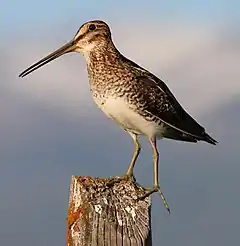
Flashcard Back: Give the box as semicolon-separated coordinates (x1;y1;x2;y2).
203;132;218;145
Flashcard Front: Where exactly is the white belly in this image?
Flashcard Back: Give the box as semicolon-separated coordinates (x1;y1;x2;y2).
96;96;165;138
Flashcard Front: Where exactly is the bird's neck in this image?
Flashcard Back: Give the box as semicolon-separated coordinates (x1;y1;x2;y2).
85;41;128;90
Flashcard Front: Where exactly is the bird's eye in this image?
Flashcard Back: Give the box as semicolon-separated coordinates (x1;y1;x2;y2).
88;24;96;31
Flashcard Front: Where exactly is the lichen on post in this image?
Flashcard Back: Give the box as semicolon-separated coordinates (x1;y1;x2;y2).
67;176;152;246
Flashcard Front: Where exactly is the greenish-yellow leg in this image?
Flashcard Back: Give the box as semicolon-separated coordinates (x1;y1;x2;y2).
107;131;141;186
125;131;141;179
139;137;171;214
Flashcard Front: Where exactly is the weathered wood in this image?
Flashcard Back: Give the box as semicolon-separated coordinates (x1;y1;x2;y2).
67;176;152;246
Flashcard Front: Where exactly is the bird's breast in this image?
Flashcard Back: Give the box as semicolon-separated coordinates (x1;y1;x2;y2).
94;95;165;137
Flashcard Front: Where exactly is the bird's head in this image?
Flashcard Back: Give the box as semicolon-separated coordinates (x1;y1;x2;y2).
74;20;111;54
19;20;112;78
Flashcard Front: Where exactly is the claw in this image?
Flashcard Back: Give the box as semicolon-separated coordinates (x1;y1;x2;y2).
138;186;171;214
106;173;136;187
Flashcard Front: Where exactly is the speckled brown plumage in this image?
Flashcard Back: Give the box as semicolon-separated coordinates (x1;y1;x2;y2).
85;28;216;143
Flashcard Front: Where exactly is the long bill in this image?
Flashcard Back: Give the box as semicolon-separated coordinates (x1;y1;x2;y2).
19;40;76;78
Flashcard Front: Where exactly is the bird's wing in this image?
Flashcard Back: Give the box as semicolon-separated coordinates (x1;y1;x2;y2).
121;55;216;144
135;73;207;140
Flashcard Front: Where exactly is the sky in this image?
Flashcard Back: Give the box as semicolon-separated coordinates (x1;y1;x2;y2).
1;1;240;245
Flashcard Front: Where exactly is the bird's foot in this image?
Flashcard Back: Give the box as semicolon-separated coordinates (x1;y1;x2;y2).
138;185;171;214
106;173;137;187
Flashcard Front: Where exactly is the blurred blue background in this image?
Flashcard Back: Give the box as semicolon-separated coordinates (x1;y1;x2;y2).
1;1;240;245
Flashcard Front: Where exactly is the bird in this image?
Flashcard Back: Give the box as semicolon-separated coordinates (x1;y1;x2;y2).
19;20;217;213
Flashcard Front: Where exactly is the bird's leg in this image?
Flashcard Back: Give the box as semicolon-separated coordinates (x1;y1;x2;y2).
138;137;170;214
107;131;141;186
123;131;141;181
